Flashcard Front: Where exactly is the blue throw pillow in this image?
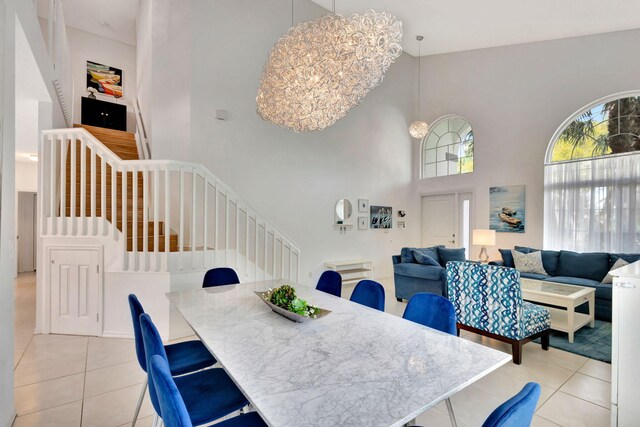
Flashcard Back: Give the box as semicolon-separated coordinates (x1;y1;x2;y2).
400;247;419;264
413;251;440;266
438;247;466;266
412;247;440;265
557;250;610;282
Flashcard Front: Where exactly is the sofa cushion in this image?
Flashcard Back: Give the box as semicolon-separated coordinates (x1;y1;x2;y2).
499;247;530;268
540;251;560;277
413;247;440;266
512;250;548;275
544;276;612;301
602;258;629;284
401;247;419;264
394;263;444;281
609;253;640;269
413;252;440;266
556;250;609;282
520;272;549;280
438;247;466;266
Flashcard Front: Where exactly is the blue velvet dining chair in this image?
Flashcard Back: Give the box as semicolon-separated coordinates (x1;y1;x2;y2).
402;292;457;335
128;294;216;426
316;270;342;297
349;279;385;311
482;382;541;427
414;382;541;427
203;267;240;288
140;313;249;427
149;355;267;427
403;292;458;425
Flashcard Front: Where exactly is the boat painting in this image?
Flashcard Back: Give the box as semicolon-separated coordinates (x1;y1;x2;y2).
87;61;123;98
490;185;525;233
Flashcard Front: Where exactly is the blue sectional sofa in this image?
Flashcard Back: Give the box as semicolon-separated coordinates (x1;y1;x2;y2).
392;246;466;302
490;246;640;322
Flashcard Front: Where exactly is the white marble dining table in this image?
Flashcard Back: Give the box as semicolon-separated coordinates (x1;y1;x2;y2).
166;280;511;427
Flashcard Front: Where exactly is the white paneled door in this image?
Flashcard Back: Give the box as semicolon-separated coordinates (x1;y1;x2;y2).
421;194;457;247
50;248;102;336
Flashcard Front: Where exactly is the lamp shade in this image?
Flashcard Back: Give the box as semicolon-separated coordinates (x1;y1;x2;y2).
473;229;496;246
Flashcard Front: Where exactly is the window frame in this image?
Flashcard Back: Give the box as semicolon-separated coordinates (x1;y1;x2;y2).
420;114;474;180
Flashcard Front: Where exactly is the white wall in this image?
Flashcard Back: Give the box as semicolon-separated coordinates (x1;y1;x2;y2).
143;0;420;284
0;1;16;425
66;25;137;132
415;29;640;256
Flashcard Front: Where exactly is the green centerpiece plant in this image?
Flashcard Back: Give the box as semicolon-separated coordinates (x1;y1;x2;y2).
265;284;320;318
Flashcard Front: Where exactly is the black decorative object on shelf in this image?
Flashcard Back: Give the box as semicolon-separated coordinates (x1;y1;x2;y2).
81;97;126;131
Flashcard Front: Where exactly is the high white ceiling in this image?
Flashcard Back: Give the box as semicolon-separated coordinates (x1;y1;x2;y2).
310;0;640;56
37;0;138;46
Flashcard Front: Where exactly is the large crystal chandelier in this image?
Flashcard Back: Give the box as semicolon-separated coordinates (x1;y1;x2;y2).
409;35;428;139
256;9;403;133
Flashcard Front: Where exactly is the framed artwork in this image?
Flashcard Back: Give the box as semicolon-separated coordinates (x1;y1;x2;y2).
87;61;123;98
490;185;525;233
358;216;368;230
358;198;369;212
370;206;392;229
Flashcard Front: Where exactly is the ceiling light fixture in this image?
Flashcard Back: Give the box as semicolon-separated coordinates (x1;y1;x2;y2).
256;1;403;133
409;35;428;139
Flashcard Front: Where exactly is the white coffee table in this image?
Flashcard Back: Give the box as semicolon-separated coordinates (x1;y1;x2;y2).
520;278;596;343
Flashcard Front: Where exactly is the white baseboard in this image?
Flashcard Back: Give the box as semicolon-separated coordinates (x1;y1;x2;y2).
101;330;134;339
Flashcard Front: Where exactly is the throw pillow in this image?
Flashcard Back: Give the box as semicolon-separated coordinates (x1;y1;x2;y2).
400;247;419;264
413;247;440;266
437;247;466;266
512;250;548;275
413;251;440;266
602;258;629;284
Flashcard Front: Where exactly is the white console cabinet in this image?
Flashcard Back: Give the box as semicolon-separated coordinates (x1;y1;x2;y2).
610;261;640;426
324;259;372;285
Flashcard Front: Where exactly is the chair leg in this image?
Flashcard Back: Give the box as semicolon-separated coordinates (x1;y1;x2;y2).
541;330;550;351
445;398;458;427
132;378;148;427
511;340;523;365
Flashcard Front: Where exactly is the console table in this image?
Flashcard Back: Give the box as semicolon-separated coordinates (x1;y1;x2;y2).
324;259;372;285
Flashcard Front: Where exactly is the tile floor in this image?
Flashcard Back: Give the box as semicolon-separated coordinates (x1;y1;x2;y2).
12;273;612;426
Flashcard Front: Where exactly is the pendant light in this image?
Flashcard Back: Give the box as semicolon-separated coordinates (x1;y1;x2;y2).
256;1;403;133
409;35;428;139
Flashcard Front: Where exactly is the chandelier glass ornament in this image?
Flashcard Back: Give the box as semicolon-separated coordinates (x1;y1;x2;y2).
256;8;403;133
409;35;428;139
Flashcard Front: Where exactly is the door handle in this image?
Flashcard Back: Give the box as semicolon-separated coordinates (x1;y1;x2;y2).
617;282;637;289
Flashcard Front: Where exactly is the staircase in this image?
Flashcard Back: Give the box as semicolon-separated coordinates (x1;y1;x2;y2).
40;126;300;279
69;125;179;252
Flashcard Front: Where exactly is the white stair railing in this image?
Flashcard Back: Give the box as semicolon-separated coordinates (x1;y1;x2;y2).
39;128;300;281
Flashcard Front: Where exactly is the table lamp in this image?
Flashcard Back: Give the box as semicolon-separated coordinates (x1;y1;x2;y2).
473;229;496;262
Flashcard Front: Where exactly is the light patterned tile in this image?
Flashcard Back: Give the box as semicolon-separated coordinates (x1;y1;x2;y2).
560;373;611;409
14;373;84;416
531;414;561;426
84;360;146;398
500;353;575;389
578;358;612;383
12;401;82;427
82;382;155;427
536;391;611;427
14;338;88;387
473;367;556;409
86;337;137;371
523;343;589;371
414;407;469;427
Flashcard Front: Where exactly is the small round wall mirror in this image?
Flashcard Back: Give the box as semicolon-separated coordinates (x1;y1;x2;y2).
335;199;353;223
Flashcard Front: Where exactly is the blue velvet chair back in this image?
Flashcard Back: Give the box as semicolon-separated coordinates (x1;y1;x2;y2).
203;267;240;288
316;270;342;297
128;294;148;371
403;293;457;336
350;280;385;311
482;382;541;427
149;354;193;427
140;312;170;415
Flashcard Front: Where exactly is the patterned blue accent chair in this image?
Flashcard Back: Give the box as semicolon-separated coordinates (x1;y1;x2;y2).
446;261;551;364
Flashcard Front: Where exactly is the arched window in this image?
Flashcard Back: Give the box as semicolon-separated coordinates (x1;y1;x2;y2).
544;92;640;253
421;115;474;179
